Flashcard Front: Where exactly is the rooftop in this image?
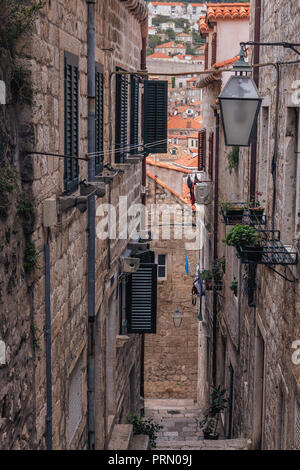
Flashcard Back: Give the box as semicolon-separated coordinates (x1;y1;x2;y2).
157;42;186;49
147;52;172;59
168;116;202;130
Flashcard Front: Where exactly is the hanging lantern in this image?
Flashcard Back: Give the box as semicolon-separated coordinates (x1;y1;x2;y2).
218;49;262;147
173;309;183;328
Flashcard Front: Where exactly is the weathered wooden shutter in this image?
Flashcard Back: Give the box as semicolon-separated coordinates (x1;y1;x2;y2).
126;263;157;334
204;43;209;70
130;75;140;155
144;80;168;154
115;69;128;163
64;52;79;193
198;129;206;171
208;132;214;180
95;63;104;174
211;32;217;66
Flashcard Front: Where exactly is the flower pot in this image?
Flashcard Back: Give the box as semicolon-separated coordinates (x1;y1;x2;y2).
203;430;219;440
238;245;263;262
223;208;244;224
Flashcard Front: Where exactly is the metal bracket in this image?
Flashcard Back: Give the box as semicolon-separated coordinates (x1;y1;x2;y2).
266;265;298;283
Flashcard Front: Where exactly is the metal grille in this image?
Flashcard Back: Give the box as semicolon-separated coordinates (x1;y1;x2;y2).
295;400;300;450
115;69;128;163
69;358;82;443
130;75;139;155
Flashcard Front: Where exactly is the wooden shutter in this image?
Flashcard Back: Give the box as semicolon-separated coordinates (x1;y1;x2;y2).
144;80;168;154
198;129;206;171
115;69;128;163
211;32;217;67
208;132;214;180
204;43;208;70
126;263;157;334
95;63;104;174
130;75;140;156
64;52;79;193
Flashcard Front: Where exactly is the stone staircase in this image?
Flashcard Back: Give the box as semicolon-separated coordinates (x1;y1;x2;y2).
107;424;150;450
144;399;251;451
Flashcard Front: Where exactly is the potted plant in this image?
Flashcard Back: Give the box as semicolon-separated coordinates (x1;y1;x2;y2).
222;224;263;262
248;192;265;222
212;257;225;290
199;386;229;440
230;279;238;297
200;269;214;290
219;201;245;224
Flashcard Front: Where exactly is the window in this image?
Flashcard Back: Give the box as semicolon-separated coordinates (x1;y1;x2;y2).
211;32;217;66
69;357;82;443
95;63;104;174
126;263;157;334
115;68;128;163
199;129;206;171
130;75;140;156
64;52;79;194
144;80;168;154
156;254;167;280
204;43;208;70
208;132;214;180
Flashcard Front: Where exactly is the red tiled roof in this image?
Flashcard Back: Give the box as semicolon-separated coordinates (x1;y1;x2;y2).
147;159;191;174
199;16;211;36
174;154;198;168
169;134;188;140
147;52;172;59
188;132;200;138
157;42;185;49
214;55;239;68
151;2;185;6
147;171;196;210
168;116;202;130
206;3;250;23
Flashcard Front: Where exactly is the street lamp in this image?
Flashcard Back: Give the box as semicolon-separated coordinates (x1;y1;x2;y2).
218;48;262;147
173;309;183;328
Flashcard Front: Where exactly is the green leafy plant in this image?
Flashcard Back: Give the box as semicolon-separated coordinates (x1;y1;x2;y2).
199;386;229;439
17;198;35;218
23;240;39;274
219;200;245;212
0;165;17;217
126;414;163;449
11;65;33;104
32;323;42;350
212;257;225;281
222;225;261;248
226;146;239;174
0;1;44;55
230;279;238;297
199;269;213;281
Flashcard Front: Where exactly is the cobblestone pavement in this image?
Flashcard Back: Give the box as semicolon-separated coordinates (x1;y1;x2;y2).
144;399;251;450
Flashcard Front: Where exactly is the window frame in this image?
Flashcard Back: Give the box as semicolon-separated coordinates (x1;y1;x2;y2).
115;67;129;163
156;253;167;281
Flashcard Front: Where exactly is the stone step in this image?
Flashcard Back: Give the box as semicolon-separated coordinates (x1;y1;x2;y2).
107;424;133;450
156;438;252;451
129;434;150;450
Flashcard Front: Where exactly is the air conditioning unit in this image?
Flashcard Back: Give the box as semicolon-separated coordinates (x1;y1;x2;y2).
195;182;213;205
120;257;140;273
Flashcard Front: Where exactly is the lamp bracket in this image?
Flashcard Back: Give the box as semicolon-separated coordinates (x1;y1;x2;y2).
241;41;300;56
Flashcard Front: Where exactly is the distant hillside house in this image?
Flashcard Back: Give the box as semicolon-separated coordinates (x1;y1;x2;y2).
175;32;193;43
149;2;187;18
155;41;186;55
160;21;176;31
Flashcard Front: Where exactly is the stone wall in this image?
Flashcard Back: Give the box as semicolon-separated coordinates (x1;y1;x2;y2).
0;0;146;450
144;176;200;400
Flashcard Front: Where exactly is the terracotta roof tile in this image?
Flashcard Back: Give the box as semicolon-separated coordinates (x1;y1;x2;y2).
206;3;250;23
147;172;196;210
147;52;172;59
168;116;202;130
157;42;185;49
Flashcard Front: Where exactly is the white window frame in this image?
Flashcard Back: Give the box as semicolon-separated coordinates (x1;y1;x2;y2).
156;253;167;280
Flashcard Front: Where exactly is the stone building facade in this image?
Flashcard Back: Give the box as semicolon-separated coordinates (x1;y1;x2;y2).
198;1;300;449
144;164;202;400
0;0;150;450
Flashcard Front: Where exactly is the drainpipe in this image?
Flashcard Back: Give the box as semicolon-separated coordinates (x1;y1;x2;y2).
87;0;96;451
44;239;52;450
212;108;220;386
250;0;261;200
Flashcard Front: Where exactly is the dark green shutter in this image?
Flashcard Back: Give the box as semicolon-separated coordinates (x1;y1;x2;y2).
95;63;104;174
126;263;157;334
130;76;139;155
115;69;128;163
144;80;168;154
64;52;79;194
